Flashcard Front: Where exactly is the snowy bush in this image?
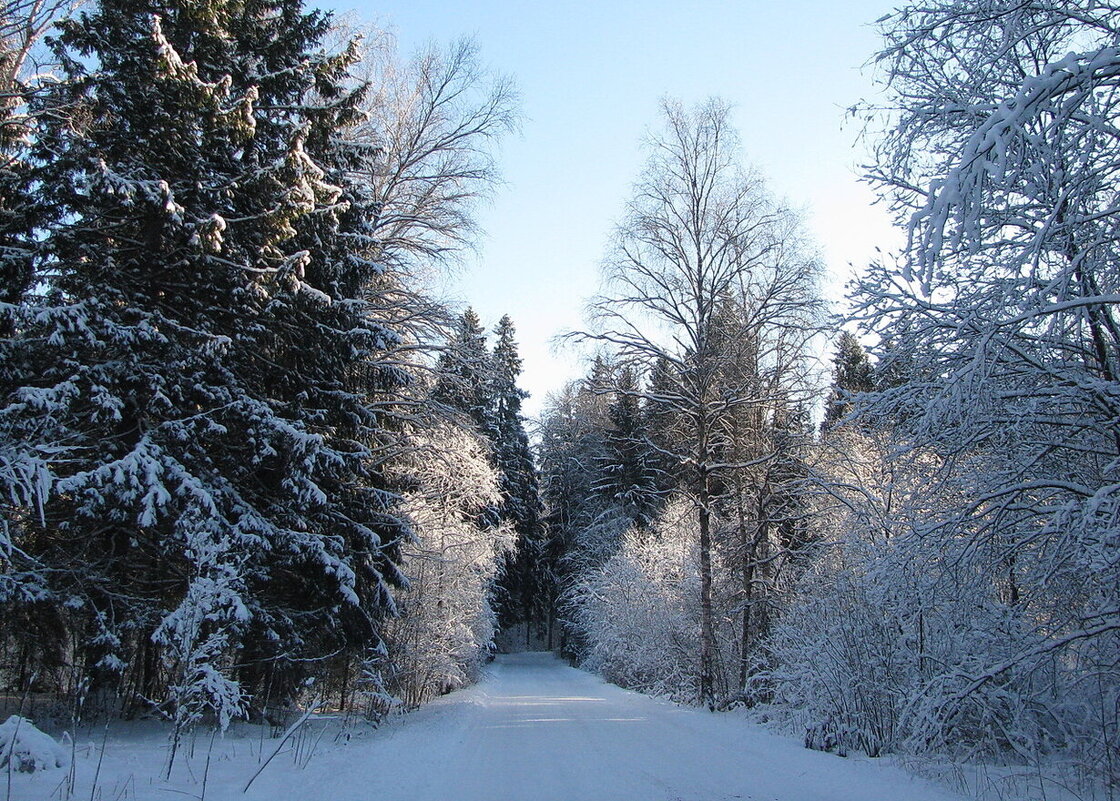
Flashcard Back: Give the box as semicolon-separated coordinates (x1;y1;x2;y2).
568;496;705;701
764;422;1120;790
382;421;516;709
768;570;895;756
567;488;795;705
0;716;66;773
759;431;922;755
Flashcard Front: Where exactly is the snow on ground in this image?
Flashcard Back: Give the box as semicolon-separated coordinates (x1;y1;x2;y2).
0;715;68;773
11;652;969;801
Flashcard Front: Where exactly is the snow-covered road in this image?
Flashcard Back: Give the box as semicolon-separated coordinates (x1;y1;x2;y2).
250;651;966;801
14;651;969;801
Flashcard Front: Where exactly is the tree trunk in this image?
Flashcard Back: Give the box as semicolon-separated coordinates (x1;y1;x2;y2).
698;472;716;711
736;474;752;693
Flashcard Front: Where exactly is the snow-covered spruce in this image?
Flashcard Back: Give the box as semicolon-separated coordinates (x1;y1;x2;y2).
0;0;411;728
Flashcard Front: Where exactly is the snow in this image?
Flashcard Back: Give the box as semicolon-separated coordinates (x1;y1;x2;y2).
8;652;970;801
0;716;67;773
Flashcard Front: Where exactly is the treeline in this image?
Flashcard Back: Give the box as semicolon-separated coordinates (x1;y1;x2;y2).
0;0;540;747
545;1;1120;790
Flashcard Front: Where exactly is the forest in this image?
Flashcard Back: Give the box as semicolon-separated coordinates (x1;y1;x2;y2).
0;0;1118;797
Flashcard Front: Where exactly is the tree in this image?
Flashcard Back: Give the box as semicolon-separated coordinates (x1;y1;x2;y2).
0;0;71;88
487;315;544;637
428;311;543;641
223;24;419;710
0;0;69;629
596;365;660;530
381;419;515;709
700;295;817;697
0;0;519;730
573;98;822;708
536;367;614;654
346;37;517;275
846;0;1120;777
0;0;411;731
822;331;873;429
432;308;494;436
0;0;74;329
567;495;707;701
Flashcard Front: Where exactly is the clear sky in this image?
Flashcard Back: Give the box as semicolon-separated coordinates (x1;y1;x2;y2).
325;0;904;418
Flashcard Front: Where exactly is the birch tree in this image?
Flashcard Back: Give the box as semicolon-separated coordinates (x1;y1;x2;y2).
347;37;517;276
573;98;821;708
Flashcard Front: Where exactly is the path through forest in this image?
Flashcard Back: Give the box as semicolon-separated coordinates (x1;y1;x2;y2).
14;651;971;801
249;651;966;801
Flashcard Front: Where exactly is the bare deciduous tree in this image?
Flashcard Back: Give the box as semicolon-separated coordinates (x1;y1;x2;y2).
841;0;1120;779
572;98;822;709
347;36;518;276
0;0;72;90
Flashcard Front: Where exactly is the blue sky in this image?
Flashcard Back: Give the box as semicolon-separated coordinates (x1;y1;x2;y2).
326;0;903;417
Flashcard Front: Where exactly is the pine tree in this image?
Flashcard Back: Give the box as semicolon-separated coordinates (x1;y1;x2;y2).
433;308;494;436
488;315;544;636
822;331;873;428
0;0;405;725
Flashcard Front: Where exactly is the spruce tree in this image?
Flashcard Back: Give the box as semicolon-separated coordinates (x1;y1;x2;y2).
489;315;544;634
491;315;539;534
228;18;414;705
428;311;545;638
536;373;612;654
433;307;494;436
0;0;406;722
642;354;683;498
597;365;659;529
823;331;874;428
